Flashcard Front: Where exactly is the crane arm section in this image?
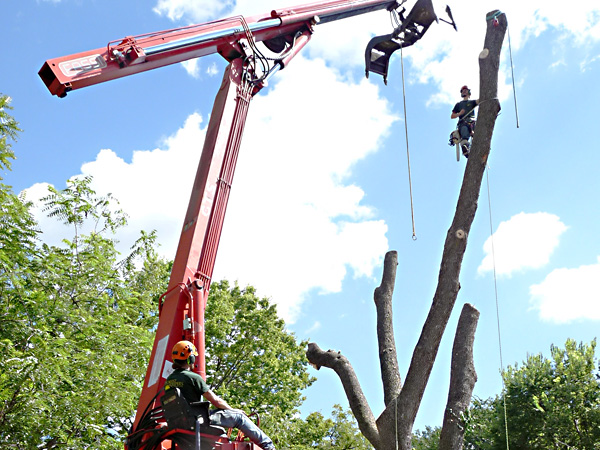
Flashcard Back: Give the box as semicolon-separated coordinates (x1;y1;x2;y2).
39;0;398;98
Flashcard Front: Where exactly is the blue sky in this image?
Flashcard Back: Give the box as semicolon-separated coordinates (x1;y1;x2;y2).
3;0;600;434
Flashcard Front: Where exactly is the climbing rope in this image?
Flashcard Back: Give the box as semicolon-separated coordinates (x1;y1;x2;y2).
485;167;510;450
507;25;520;128
483;14;516;446
486;11;519;128
399;45;417;241
395;397;398;450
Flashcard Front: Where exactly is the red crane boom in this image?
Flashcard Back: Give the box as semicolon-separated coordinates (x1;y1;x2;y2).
39;0;398;98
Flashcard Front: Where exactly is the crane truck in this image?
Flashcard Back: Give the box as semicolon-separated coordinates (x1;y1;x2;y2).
39;0;448;448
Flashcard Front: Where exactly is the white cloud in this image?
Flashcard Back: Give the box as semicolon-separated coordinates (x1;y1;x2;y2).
478;212;568;277
521;2;600;45
206;62;219;76
178;58;219;79
580;54;600;72
24;114;206;259
213;56;394;321
181;59;201;78
23;56;394;323
530;257;600;323
305;321;322;335
153;0;233;22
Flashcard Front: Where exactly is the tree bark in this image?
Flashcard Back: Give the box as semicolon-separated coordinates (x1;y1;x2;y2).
306;343;382;448
375;251;402;406
438;303;480;450
307;11;507;450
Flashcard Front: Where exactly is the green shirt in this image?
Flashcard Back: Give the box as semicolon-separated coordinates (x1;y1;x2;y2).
165;368;209;404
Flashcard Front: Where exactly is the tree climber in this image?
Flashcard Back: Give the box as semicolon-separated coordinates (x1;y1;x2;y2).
451;85;479;158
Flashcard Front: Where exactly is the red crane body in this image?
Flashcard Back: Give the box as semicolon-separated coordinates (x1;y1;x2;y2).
38;1;439;448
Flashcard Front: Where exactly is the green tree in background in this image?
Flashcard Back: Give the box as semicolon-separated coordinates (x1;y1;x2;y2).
500;339;600;449
272;404;373;450
463;339;600;450
204;283;377;449
412;425;441;450
461;396;500;450
0;94;22;171
0;98;171;448
204;280;314;435
323;404;374;449
0;176;170;449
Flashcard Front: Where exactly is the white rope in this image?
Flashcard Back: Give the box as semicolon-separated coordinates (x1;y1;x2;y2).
485;167;510;450
399;45;417;241
395;397;398;450
507;25;520;128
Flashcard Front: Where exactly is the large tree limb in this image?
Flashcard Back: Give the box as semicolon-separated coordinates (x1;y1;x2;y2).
306;343;382;448
375;251;402;406
438;303;480;450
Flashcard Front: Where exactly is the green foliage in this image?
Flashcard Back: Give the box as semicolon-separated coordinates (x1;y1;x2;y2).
205;280;314;428
323;404;374;450
42;176;127;233
412;425;441;450
464;339;600;450
463;396;505;450
0;173;170;448
203;283;374;448
0;93;22;174
271;404;374;450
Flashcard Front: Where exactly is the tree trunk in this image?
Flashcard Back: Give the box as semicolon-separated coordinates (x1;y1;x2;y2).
307;11;507;450
375;251;402;406
438;303;480;450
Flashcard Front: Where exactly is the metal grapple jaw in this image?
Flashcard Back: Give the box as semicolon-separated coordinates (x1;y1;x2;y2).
365;0;456;84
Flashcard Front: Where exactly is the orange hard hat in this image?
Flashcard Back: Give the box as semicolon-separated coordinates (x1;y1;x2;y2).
172;340;198;362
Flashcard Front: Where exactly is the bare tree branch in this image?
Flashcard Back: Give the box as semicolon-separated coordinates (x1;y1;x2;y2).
306;343;382;448
439;303;480;450
375;250;402;406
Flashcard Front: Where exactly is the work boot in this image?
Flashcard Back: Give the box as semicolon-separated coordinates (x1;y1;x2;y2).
461;143;470;158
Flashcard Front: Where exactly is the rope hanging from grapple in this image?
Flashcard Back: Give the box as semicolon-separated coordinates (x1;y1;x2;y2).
400;45;417;241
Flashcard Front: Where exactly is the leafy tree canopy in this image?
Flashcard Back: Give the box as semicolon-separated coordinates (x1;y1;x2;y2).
0;93;22;173
0;100;171;448
0;175;170;449
205;280;315;431
272;404;374;450
463;339;600;450
412;425;441;450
